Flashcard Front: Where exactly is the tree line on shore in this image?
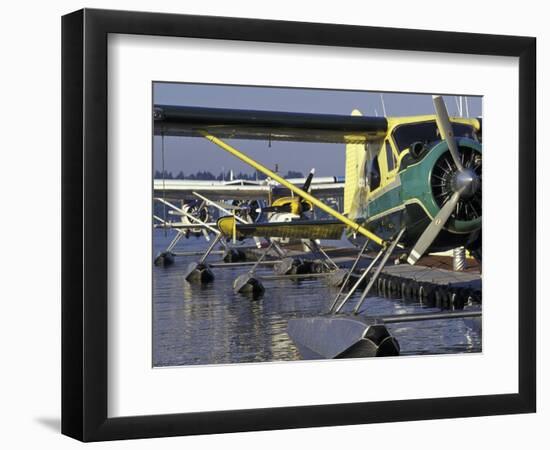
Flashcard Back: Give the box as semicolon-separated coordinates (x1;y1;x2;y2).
154;169;304;181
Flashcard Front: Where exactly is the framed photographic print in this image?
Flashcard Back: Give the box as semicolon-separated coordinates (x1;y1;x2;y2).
62;8;536;441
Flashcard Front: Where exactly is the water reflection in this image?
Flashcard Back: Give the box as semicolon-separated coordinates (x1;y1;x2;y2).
153;231;481;366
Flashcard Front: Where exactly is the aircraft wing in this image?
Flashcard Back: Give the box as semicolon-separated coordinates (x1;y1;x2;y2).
273;182;344;199
154;105;387;143
217;216;345;240
153;222;217;229
154;179;344;201
153;179;271;201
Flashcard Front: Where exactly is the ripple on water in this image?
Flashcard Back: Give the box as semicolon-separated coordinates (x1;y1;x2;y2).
153;231;481;367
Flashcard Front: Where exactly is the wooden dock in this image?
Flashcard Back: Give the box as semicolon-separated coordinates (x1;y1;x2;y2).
382;264;481;290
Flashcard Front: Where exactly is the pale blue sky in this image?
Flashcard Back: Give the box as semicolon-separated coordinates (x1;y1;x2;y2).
153;82;481;177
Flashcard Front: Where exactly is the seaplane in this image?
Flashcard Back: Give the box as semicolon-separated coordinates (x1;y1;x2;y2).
154;167;344;285
153;95;482;360
153;166;345;267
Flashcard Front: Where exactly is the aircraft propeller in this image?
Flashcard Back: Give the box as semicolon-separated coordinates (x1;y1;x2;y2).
432;95;465;172
407;96;481;265
260;168;316;216
229;199;263;222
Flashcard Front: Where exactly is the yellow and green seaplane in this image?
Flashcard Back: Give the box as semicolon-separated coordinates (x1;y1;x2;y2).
153;95;482;359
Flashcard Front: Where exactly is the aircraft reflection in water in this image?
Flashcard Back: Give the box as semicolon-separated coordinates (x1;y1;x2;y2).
153;94;482;363
153;234;481;367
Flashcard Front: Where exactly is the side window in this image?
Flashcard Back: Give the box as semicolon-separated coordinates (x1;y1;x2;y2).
368;157;381;191
385;140;395;172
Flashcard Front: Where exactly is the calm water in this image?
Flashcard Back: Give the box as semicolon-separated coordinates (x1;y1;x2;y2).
153;230;481;367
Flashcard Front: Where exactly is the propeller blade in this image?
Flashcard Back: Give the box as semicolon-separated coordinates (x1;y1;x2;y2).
407;190;461;265
261;204;292;214
433;95;464;172
302;168;315;192
222;204;248;211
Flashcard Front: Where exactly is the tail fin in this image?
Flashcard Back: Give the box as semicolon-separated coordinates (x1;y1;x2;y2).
302;168;315;192
344;109;364;216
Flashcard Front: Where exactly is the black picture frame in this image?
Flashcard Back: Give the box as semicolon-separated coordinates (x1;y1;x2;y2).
62;8;536;442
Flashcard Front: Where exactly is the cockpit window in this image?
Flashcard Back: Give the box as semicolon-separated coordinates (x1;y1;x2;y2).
366;157;381;191
392;120;475;153
385;141;395;172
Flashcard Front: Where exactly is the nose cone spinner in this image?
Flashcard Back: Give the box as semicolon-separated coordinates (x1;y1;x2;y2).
452;168;480;199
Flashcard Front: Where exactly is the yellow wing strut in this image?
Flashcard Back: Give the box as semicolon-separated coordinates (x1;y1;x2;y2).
200;131;386;247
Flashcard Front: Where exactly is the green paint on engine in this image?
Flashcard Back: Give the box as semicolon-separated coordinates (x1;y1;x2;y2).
364;138;481;234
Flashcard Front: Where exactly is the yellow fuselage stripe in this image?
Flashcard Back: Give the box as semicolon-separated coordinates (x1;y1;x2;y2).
200;131;386;247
